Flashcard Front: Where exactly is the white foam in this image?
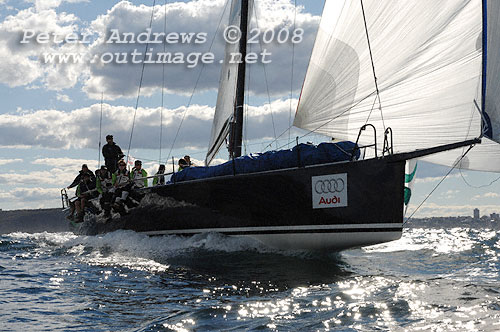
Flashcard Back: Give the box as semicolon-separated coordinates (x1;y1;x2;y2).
7;231;78;246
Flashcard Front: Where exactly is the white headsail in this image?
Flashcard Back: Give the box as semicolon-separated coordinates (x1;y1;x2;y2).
295;0;500;171
206;0;242;166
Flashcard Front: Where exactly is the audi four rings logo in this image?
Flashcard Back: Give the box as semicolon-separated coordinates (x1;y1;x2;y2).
314;178;345;194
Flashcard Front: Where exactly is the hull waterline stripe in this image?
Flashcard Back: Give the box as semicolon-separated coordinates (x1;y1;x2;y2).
140;223;403;236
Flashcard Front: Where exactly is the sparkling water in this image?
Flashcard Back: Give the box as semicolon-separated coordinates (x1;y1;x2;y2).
1;227;499;331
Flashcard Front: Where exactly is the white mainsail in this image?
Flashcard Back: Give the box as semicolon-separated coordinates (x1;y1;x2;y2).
206;0;242;165
295;0;500;172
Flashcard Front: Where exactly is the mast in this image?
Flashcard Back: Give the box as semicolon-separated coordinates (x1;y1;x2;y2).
229;0;249;158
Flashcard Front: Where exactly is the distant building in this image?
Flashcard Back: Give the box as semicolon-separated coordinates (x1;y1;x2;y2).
490;213;499;221
474;208;480;220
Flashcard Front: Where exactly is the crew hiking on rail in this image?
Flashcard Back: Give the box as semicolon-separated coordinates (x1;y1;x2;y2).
65;134;194;222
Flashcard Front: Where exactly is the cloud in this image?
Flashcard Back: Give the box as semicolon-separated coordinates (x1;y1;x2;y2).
415;173;464;184
0;2;86;89
25;0;90;11
472;192;500;201
0;169;82;187
0;187;63;210
56;93;72;103
0;157;97;188
439;189;460;199
0;98;296;151
83;0;318;99
0;0;318;98
31;157;95;168
0;158;23;165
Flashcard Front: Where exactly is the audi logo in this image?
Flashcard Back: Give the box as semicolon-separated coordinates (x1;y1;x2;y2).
314;178;345;194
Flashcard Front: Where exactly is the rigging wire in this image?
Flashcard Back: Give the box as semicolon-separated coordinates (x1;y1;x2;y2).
359;0;386;132
159;0;167;164
266;90;378;151
459;168;500;189
165;0;231;165
363;95;378;126
403;144;476;226
126;0;157;165
456;82;500;188
98;92;104;168
251;3;277;146
288;0;297;149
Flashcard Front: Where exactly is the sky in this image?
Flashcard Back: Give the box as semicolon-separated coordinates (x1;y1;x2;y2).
0;0;499;218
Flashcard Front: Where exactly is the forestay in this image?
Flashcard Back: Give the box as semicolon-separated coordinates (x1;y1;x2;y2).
295;0;500;172
206;0;243;166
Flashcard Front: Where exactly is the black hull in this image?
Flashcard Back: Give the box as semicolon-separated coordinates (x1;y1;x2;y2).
87;158;405;251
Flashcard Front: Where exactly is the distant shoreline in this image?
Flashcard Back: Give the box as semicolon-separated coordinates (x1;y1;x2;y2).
0;208;68;234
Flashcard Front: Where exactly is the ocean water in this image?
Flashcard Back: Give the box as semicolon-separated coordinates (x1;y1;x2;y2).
1;227;500;331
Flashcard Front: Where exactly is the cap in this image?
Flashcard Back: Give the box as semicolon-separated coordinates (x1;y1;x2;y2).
82;164;88;169
159;164;165;170
135;160;142;165
100;165;107;170
106;134;113;139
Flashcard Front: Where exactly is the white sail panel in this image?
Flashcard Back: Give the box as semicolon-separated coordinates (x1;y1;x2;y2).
295;0;483;156
206;0;241;165
484;0;500;142
423;137;500;172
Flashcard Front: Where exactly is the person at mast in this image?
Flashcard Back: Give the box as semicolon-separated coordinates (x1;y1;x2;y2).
102;135;124;173
153;164;166;186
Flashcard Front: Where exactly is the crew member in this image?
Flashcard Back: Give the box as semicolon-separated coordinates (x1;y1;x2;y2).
184;155;195;167
74;173;97;222
130;160;148;188
178;158;188;171
66;164;95;221
67;164;95;189
112;160;142;215
153;164;166;186
102;135;124;173
96;165;113;219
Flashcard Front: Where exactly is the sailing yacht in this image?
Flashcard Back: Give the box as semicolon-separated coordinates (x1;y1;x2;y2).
70;0;500;251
